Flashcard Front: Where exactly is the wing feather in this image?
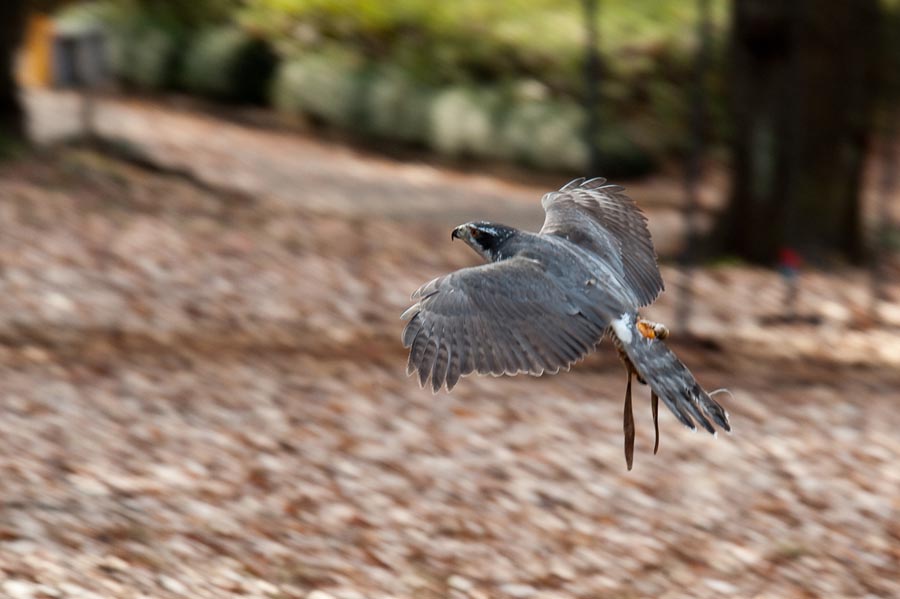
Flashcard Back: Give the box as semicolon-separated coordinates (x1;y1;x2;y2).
445;329;463;391
541;177;664;306
402;257;611;391
417;335;437;388
430;320;451;393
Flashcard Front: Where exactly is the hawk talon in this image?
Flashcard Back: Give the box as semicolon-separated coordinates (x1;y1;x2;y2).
636;318;669;340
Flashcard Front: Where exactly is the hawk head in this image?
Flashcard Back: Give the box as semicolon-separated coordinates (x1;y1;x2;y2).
451;222;518;262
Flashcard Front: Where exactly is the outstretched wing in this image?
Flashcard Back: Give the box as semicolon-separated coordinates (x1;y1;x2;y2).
540;177;664;306
401;257;612;392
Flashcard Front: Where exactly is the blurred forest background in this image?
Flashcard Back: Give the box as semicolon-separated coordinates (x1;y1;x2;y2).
2;0;899;262
0;1;898;598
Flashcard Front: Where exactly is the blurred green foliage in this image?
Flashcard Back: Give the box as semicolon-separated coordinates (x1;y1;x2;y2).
181;26;277;102
0;133;27;161
108;0;239;28
271;47;365;127
361;64;434;144
238;0;716;87
51;0;900;173
109;18;182;90
239;0;731;154
58;1;277;103
61;0;900;176
248;0;703;174
56;0;730;175
268;54;653;175
59;2;187;90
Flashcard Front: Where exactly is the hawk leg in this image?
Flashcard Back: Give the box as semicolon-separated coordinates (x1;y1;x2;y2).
624;372;635;470
651;390;660;454
610;315;670;468
633;318;668;385
636;318;665;454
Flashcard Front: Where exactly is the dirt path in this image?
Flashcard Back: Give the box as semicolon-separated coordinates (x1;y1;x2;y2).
24;90;702;253
0;148;897;599
10;90;900;597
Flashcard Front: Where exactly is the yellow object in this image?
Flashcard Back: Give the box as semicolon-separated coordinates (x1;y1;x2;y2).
636;320;657;340
19;13;55;88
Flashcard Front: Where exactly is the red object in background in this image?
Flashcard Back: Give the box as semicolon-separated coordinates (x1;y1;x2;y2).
779;247;802;270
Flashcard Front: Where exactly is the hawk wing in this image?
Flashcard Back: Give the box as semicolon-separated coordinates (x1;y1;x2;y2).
401;256;613;392
540;177;664;306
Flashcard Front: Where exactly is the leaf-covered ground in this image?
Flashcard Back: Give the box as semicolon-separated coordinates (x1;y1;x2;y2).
0;145;897;599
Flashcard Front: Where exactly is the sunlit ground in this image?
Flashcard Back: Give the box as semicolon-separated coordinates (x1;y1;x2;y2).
0;92;897;598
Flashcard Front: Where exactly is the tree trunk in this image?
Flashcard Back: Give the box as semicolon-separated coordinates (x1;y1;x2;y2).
718;0;879;264
0;0;26;141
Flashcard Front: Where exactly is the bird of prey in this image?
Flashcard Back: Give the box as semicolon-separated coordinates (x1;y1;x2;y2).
401;177;730;468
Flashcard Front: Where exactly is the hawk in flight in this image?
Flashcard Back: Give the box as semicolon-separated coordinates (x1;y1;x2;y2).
402;178;730;468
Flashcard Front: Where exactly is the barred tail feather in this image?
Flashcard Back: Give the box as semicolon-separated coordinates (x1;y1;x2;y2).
615;314;731;434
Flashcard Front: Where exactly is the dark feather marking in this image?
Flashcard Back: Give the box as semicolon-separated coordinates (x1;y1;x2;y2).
431;319;451;392
417;332;438;388
406;325;423;376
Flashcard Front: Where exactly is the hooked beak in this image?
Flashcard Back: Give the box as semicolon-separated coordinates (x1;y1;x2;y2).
451;225;464;240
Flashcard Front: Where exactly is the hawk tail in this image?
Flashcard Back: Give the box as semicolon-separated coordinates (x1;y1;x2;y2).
612;313;731;434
